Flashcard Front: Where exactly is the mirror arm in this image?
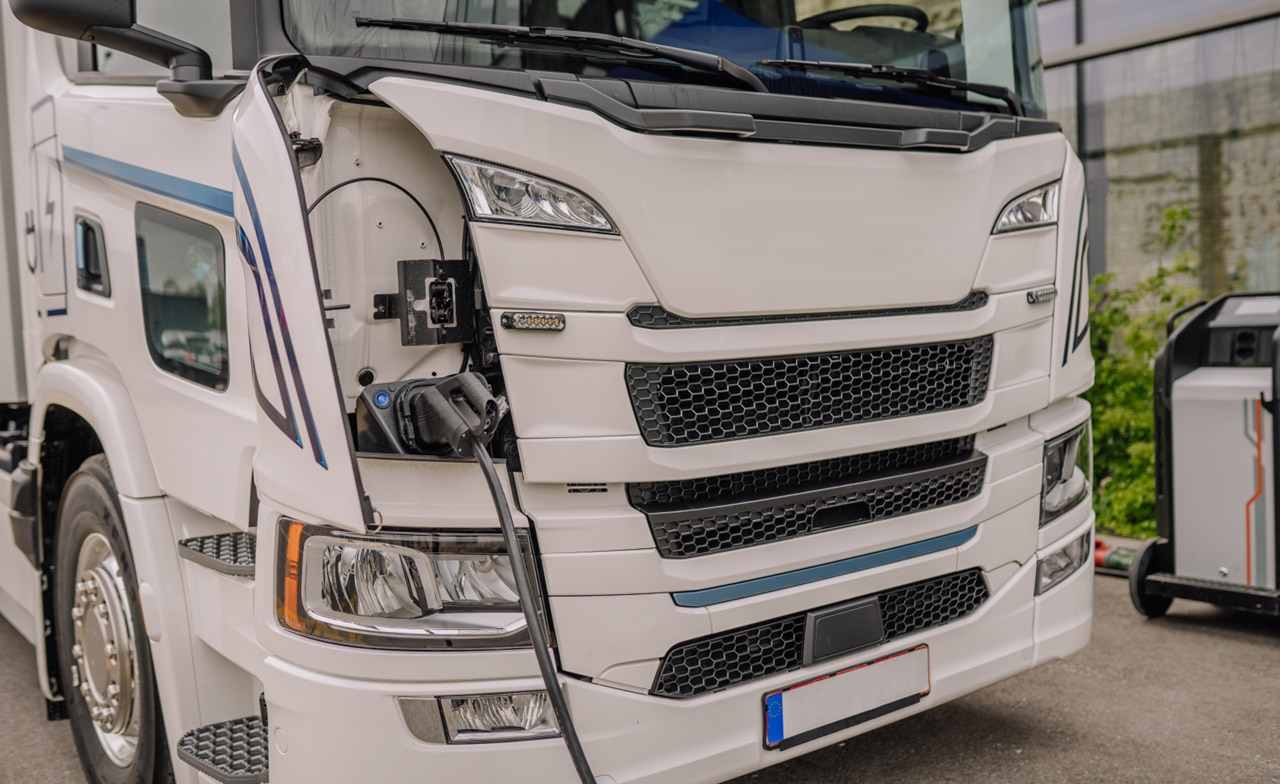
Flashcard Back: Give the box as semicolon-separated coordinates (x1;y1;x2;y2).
85;24;213;81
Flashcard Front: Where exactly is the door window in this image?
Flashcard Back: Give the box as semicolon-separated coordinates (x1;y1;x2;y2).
136;204;229;390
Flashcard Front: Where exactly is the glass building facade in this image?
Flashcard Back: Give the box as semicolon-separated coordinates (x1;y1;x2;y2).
1038;0;1280;293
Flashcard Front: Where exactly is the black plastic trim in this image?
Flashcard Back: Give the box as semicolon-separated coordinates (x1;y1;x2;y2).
628;291;988;329
297;57;1060;152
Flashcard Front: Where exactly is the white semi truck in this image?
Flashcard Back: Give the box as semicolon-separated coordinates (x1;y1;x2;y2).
0;1;1096;782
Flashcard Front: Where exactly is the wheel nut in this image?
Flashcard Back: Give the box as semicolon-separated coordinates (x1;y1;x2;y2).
107;684;119;696
72;644;83;658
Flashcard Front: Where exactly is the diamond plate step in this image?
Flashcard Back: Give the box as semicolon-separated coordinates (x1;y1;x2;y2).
178;533;255;577
176;716;268;784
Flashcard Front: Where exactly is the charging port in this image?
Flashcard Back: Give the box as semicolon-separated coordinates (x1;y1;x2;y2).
394;259;475;346
428;279;456;327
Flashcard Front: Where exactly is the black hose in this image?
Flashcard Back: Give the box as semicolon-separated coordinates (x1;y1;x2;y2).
306;176;446;260
467;434;597;784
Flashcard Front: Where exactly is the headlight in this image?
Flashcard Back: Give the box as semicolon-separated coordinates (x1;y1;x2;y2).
993;182;1060;233
1041;422;1091;526
1036;529;1091;595
444;155;616;233
276;520;540;649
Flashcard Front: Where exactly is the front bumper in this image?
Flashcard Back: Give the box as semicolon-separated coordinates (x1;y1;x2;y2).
259;516;1092;784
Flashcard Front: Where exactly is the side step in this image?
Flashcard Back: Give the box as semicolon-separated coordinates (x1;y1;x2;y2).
176;716;268;783
178;533;256;577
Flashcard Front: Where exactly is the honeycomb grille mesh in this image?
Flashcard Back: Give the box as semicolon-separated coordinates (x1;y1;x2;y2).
629;437;974;507
651;569;988;698
652;615;806;699
626;337;994;446
647;461;985;558
628;292;989;329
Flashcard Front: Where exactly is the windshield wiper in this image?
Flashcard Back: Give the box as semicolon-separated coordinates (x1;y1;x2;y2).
355;17;768;93
756;59;1022;116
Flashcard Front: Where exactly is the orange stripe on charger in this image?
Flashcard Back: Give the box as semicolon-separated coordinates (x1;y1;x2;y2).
1245;398;1263;586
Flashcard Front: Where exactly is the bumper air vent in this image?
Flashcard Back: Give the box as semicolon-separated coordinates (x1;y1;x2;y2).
651;569;988;698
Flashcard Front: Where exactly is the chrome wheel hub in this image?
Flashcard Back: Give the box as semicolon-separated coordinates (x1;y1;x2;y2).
70;532;140;767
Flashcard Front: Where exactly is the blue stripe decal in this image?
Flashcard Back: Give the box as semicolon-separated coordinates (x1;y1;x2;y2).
671;526;979;608
62;146;233;217
45;308;68;317
765;692;785;746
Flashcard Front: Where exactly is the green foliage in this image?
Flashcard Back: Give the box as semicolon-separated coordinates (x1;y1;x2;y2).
1084;207;1202;538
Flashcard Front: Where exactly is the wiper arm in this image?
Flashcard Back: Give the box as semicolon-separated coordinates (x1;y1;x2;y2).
756;59;1022;116
355;17;768;93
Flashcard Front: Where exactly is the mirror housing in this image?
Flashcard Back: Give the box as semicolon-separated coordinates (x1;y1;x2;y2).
8;0;244;117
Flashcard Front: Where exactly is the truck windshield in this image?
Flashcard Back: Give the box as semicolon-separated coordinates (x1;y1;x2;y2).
284;0;1046;116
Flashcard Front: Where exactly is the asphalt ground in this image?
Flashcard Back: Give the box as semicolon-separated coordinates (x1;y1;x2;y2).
2;574;1279;784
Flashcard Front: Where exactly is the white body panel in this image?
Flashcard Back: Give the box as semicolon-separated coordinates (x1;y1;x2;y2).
1171;367;1277;589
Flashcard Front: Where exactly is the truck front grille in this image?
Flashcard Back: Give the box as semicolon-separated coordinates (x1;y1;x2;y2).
650;569;989;699
625;336;994;447
628;438;985;559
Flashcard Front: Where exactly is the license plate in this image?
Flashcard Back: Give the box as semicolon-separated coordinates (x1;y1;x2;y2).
763;645;931;750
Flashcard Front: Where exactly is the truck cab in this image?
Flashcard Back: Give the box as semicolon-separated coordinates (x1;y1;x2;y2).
0;1;1095;782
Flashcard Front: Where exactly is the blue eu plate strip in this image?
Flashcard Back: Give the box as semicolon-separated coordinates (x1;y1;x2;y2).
672;526;978;608
765;692;785;747
63;146;234;217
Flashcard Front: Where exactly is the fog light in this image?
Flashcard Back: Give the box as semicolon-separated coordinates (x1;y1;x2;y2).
1036;529;1091;595
442;691;560;743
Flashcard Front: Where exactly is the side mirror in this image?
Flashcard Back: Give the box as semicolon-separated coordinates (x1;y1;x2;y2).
8;0;244;117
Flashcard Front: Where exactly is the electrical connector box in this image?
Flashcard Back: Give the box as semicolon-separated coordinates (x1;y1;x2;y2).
396;259;475;346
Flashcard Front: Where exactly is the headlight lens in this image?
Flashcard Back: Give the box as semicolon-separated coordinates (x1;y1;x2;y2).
276;520;539;649
1041;422;1091;526
994;182;1060;233
1036;529;1092;595
444;155;616;233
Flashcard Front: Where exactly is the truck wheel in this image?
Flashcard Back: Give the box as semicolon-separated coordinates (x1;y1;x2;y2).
54;455;174;784
1128;538;1173;619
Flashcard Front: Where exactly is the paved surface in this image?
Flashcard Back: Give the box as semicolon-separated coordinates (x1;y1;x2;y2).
2;574;1279;783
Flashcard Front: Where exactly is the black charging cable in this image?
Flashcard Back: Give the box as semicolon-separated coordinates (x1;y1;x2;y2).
467;433;598;784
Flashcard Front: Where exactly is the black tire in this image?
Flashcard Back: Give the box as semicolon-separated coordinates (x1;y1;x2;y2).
54;455;174;784
1129;538;1173;619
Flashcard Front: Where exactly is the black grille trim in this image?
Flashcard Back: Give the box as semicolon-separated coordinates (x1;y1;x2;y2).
650;569;989;698
630;440;987;559
628;292;989;329
627;336;995;447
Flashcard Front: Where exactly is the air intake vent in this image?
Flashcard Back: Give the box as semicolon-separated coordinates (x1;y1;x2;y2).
626;336;994;447
629;438;985;558
650;569;988;698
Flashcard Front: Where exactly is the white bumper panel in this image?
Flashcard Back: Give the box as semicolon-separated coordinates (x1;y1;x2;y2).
258;553;1090;784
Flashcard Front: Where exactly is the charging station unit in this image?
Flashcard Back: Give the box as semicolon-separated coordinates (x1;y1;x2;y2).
1131;293;1280;618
